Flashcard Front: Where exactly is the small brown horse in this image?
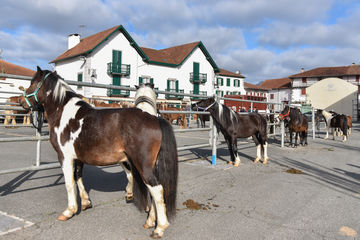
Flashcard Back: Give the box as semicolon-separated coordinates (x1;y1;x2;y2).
4;96;31;125
159;102;187;129
21;67;178;238
193;97;269;166
347;115;352;136
279;106;308;147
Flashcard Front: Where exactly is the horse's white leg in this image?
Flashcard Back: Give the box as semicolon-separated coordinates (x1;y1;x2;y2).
254;144;261;163
146;184;169;238
342;135;347;142
11;116;16;125
325;125;329;139
233;153;241;167
143;201;156;229
120;162;133;202
77;177;92;211
263;142;269;164
58;157;78;221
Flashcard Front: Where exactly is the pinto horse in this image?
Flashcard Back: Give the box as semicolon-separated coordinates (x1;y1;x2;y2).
193;97;269;166
21;67;178;238
316;109;347;142
279;106;308;147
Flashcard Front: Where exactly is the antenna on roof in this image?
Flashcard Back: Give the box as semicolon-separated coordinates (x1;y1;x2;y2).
78;24;86;37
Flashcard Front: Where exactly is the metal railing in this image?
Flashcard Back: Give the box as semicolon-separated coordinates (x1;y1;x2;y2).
0;72;292;174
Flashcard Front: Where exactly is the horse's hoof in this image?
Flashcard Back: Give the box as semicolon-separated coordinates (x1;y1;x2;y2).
262;158;269;164
57;214;71;221
150;232;162;239
227;161;233;165
81;203;92;211
233;162;240;167
144;223;155;229
126;195;134;203
254;158;260;163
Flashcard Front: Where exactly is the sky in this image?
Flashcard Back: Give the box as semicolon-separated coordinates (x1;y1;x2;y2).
1;0;360;84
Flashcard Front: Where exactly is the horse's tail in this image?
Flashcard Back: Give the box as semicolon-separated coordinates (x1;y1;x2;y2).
156;117;178;218
342;115;348;137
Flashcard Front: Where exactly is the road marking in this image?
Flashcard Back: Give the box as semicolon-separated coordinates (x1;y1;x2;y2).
0;210;34;236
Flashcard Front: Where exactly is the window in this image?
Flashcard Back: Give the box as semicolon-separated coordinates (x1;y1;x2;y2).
356;75;359;82
77;73;83;89
167;79;178;91
217;78;224;86
270;94;274;99
227;78;230;86
302;77;307;83
301;88;306;95
139;76;153;85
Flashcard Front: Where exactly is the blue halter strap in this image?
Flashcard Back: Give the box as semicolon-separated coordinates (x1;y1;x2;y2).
24;72;51;108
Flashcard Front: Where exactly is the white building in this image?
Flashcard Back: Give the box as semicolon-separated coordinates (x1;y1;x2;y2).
0;59;34;103
215;68;245;97
51;25;245;102
260;77;291;111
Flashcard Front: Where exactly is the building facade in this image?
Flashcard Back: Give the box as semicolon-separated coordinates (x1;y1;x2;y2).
51;25;245;102
0;59;34;103
261;77;291;111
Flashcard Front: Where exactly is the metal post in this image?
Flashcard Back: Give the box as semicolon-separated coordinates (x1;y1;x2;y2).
33;111;41;167
281;120;285;148
211;95;218;165
312;107;315;139
250;102;253;112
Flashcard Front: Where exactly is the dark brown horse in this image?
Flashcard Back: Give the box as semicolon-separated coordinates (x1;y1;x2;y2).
20;67;178;238
159;102;187;129
279;106;308;147
191;103;210;128
193;97;269;166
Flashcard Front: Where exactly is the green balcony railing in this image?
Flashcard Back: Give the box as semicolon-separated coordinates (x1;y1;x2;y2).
107;63;130;76
190;72;207;84
107;85;130;97
190;90;207;100
165;89;184;100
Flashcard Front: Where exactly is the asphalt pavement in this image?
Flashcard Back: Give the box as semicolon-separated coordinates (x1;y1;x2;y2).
0;122;360;240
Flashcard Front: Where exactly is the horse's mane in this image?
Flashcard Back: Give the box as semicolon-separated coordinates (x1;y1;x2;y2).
45;71;75;104
216;102;238;127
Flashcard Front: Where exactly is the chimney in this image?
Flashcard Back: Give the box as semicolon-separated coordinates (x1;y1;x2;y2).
301;67;304;73
235;70;241;75
68;34;81;49
352;62;355;65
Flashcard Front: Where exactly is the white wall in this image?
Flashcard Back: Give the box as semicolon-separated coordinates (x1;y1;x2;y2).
0;78;30;103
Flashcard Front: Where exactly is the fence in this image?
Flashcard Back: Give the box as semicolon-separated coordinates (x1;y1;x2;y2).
0;72;318;175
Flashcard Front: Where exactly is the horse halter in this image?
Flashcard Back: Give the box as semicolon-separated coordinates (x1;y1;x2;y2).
24;72;51;108
279;107;290;120
195;101;216;111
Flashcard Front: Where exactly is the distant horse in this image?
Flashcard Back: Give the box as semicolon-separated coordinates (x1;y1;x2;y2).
4;96;31;125
159;102;187;129
193;97;269;166
21;67;178;238
347;115;352;136
279;106;308;147
92;100;122;108
316;109;347;142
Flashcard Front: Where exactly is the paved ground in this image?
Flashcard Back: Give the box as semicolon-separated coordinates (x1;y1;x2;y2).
0;122;359;240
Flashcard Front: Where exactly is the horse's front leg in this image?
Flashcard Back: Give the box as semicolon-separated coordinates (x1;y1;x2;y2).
58;157;78;221
294;132;299;147
289;130;294;147
225;138;235;165
120;162;134;202
252;135;261;163
232;138;241;167
75;160;92;211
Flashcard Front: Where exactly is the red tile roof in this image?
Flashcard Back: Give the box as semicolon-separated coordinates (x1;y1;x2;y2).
0;59;35;77
244;82;269;91
141;42;200;65
289;64;360;78
217;68;245;78
51;25;120;63
261;78;291;89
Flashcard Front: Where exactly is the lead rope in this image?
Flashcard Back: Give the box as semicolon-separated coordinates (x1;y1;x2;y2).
30;111;44;134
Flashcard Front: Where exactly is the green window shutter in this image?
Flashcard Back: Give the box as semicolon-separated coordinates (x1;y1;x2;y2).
216;78;219;85
221;78;224;86
227;78;230;86
233;79;236;86
77;73;83;89
112;50;122;65
175;80;179;91
193;62;200;81
150;78;154;84
139;77;143;85
167;79;170;91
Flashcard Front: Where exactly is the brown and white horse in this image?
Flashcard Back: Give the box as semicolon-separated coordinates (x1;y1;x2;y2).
21;67;178;238
159;102;187;128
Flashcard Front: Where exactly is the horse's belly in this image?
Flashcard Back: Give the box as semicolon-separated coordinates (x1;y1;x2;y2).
79;149;128;166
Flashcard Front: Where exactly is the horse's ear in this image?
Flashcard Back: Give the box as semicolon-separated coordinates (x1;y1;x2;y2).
135;85;139;89
53;70;57;75
150;83;154;89
37;66;42;72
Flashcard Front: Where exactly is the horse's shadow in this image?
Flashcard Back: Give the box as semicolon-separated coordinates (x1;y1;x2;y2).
0;165;127;197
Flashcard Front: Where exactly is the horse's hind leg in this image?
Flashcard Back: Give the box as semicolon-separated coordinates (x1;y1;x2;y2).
58;157;78;221
232;138;241;167
262;142;269;164
120;162;134;202
75;160;92;211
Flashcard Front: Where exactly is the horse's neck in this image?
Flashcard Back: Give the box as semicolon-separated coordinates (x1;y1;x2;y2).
322;110;333;122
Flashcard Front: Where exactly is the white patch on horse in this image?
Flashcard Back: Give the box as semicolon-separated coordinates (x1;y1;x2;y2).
53;78;74;103
134;86;157;116
218;103;223;121
54;97;83;158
